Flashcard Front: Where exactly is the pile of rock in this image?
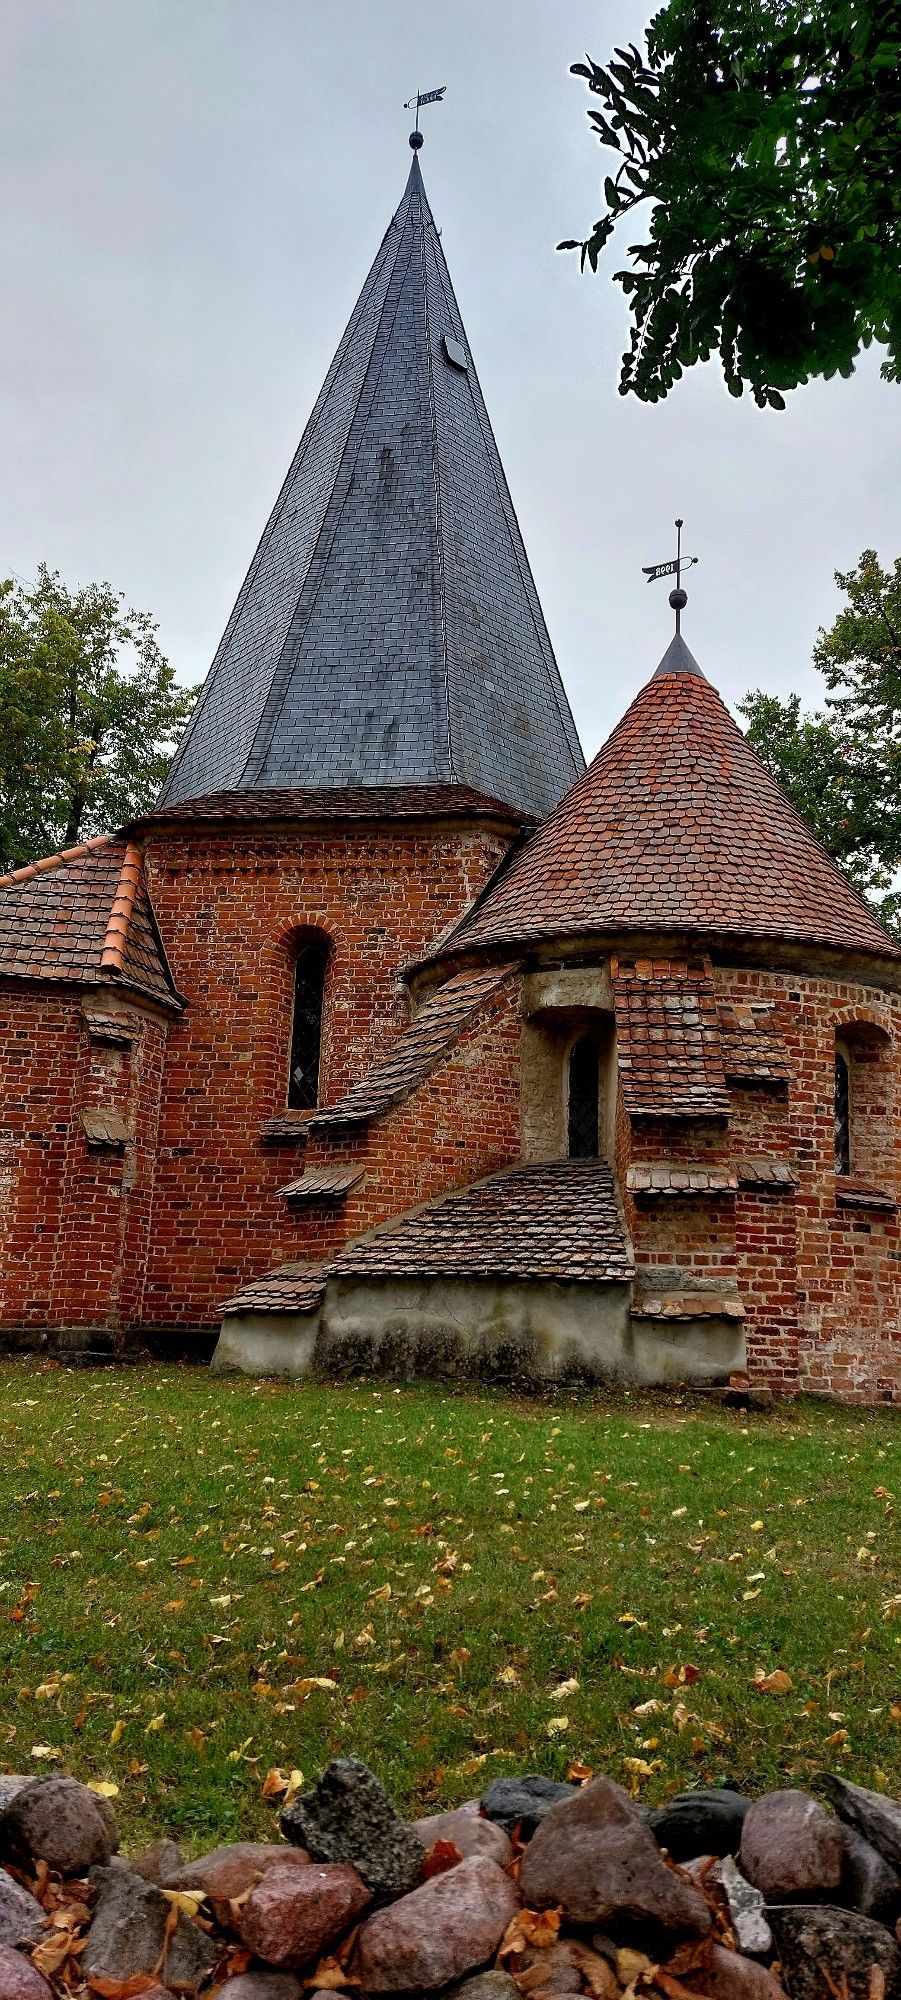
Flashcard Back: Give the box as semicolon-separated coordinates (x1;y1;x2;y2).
0;1760;900;2000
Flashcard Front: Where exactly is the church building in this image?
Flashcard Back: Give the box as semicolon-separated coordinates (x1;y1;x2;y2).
1;149;898;1402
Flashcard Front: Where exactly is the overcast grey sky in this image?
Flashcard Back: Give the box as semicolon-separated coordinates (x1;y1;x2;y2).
2;0;899;761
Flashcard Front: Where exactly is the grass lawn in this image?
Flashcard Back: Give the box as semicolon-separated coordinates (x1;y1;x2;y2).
0;1362;898;1855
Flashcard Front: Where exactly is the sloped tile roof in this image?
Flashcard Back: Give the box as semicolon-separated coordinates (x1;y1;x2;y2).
333;1160;633;1284
137;785;531;829
221;1262;329;1315
445;661;901;962
734;1157;797;1189
719;1006;790;1083
613;956;731;1119
627;1162;739;1195
0;837;181;1008
835;1179;897;1212
158;156;583;819
277;1166;365;1201
310;964;519;1130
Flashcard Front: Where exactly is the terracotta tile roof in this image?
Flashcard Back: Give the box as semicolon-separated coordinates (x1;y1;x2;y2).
734;1157;797;1189
333;1160;633;1284
0;838;182;1008
835;1179;897;1212
136;785;531;830
631;1289;745;1321
259;1114;311;1145
221;1261;329;1315
720;1007;790;1084
277;1166;365;1201
310;964;519;1130
81;1108;131;1148
445;663;901;962
613;956;731;1119
627;1162;738;1196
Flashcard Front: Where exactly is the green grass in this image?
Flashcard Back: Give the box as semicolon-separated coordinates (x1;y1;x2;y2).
0;1363;898;1854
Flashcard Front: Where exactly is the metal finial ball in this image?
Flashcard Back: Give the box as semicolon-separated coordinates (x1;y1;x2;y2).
409;129;424;149
669;586;688;612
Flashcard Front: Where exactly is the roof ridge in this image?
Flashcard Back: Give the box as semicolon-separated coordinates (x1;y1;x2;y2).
99;841;144;974
0;830;117;889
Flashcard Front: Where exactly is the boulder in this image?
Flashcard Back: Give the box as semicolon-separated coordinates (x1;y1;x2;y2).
840;1825;901;1922
414;1803;512;1867
769;1904;901;2000
699;1943;787;2000
129;1836;186;1886
0;1943;53;2000
480;1776;577;1836
0;1867;46;1947
216;1979;305;2000
649;1789;751;1862
518;1777;710;1939
281;1759;424;1897
83;1864;219;1993
174;1841;311;1923
820;1776;901;1875
0;1775;118;1875
354;1853;519;1992
740;1792;843;1902
711;1855;772;1956
235;1862;371;1970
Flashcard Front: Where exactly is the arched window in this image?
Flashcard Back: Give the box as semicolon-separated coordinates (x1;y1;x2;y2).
288;935;329;1110
568;1035;601;1158
834;1046;851;1176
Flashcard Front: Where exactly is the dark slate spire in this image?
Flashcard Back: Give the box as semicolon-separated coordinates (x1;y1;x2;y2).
159;154;584;816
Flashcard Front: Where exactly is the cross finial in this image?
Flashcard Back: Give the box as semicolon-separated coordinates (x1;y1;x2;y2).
642;518;699;635
404;85;446;149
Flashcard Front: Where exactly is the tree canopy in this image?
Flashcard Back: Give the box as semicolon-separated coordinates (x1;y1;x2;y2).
741;550;901;932
0;566;195;873
563;0;901;405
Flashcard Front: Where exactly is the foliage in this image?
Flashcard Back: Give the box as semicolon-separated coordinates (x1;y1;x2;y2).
741;550;901;933
1;1363;898;1853
0;566;194;871
562;0;901;405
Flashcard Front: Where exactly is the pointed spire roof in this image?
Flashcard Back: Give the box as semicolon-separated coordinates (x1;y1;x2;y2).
159;153;584;817
444;644;901;963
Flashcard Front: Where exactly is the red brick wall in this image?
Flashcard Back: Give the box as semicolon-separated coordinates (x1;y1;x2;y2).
0;982;168;1342
137;819;514;1332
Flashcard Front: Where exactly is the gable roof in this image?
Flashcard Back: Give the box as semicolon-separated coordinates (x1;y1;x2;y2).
0;836;182;1008
158;153;584;819
444;649;901;964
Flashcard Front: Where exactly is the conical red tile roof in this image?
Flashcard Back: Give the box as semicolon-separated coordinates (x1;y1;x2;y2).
447;653;900;962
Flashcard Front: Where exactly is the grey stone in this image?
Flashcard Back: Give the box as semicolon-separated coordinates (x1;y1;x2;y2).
649;1788;751;1861
0;1942;53;2000
0;1866;45;1946
519;1776;710;1939
448;1974;521;2000
128;1836;185;1886
354;1854;519;1993
235;1862;371;1971
840;1825;901;1921
414;1803;512;1867
820;1775;901;1874
769;1904;901;2000
0;1781;32;1815
712;1854;773;1956
281;1758;424;1897
83;1864;218;1993
479;1775;577;1837
0;1776;118;1875
740;1792;843;1903
217;1980;304;2000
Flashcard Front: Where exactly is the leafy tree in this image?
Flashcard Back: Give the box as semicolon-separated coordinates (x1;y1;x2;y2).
0;566;195;872
563;0;901;405
741;551;901;932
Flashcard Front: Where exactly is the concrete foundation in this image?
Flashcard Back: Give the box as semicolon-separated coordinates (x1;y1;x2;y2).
211;1273;746;1385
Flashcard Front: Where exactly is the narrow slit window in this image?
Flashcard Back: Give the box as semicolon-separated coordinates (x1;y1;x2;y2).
834;1049;851;1175
288;938;329;1110
568;1035;600;1158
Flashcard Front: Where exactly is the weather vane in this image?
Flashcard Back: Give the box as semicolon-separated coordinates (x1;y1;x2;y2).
642;519;698;635
404;85;446;149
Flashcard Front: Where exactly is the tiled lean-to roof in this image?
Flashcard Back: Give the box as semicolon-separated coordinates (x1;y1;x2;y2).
310;964;519;1130
446;650;901;963
719;1006;790;1083
158;154;583;818
613;956;731;1119
138;785;531;830
0;837;181;1008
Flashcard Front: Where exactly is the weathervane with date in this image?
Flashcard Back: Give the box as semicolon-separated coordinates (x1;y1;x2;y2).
642;519;698;635
404;85;446;149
